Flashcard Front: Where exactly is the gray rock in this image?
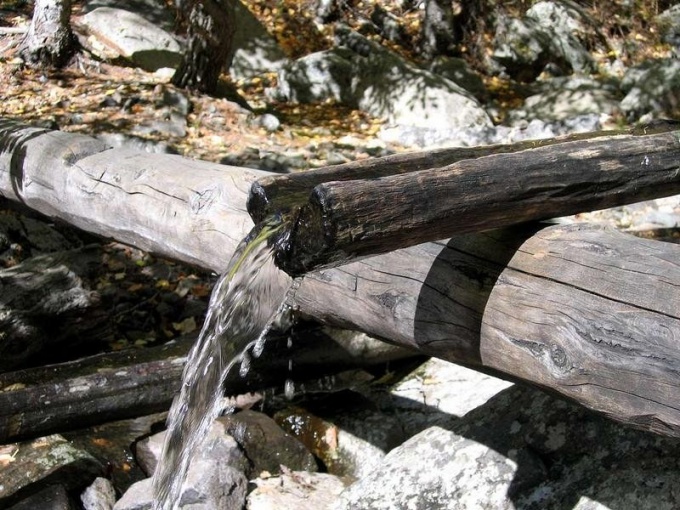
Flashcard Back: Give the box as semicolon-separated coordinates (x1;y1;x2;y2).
273;28;492;139
257;113;281;132
492;1;601;80
228;0;289;79
248;471;346;510
620;58;680;121
428;56;487;100
492;14;553;81
272;48;356;104
338;29;493;133
334;383;680;509
0;434;103;507
81;477;117;510
526;1;598;74
507;76;620;123
74;7;182;71
657;5;680;55
82;0;175;32
112;478;153;510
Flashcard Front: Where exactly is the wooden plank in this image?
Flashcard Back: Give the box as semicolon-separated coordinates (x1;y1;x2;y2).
273;130;680;275
291;223;680;436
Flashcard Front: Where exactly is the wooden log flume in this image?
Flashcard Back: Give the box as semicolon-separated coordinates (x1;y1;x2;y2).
1;118;680;437
249;128;680;276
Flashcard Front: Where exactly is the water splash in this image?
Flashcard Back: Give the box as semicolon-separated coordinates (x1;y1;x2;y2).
152;216;292;510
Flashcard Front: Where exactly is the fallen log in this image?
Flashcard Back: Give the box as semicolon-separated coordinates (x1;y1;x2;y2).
2;120;680;436
251;129;680;275
0;325;416;442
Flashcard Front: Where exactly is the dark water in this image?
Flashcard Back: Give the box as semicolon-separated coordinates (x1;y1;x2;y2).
152;217;293;510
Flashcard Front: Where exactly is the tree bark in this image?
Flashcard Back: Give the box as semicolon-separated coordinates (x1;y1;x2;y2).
18;0;77;68
172;0;237;94
421;0;456;59
0;118;270;274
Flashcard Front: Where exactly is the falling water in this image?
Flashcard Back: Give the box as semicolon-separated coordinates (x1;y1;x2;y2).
152;216;293;510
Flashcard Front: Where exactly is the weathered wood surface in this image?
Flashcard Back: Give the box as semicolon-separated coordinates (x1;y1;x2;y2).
0;325;415;442
0;118;269;273
0;246;112;371
248;125;676;223
264;130;680;275
2;120;680;436
291;223;680;435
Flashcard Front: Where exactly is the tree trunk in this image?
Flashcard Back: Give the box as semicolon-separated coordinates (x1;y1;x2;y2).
172;0;237;94
18;0;76;68
3;119;680;436
421;0;456;59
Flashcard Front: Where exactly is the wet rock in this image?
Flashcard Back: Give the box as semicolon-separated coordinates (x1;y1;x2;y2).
619;58;680;121
0;435;104;508
81;477;116;510
74;7;182;71
219;410;318;477
6;484;74;510
125;419;248;509
248;471;346;510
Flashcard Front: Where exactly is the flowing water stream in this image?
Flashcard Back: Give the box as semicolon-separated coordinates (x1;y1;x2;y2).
152;216;293;510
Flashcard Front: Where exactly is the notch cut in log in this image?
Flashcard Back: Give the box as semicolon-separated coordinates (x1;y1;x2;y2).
250;129;680;276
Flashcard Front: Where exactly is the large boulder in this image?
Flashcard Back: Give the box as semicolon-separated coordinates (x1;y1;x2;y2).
620;58;680;121
273;28;492;146
506;75;621;123
76;0;287;78
333;383;680;509
493;0;601;81
74;7;182;71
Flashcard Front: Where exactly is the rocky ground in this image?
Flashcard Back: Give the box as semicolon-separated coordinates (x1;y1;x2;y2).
1;0;680;509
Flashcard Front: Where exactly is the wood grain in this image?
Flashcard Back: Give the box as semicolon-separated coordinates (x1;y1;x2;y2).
273;130;680;275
